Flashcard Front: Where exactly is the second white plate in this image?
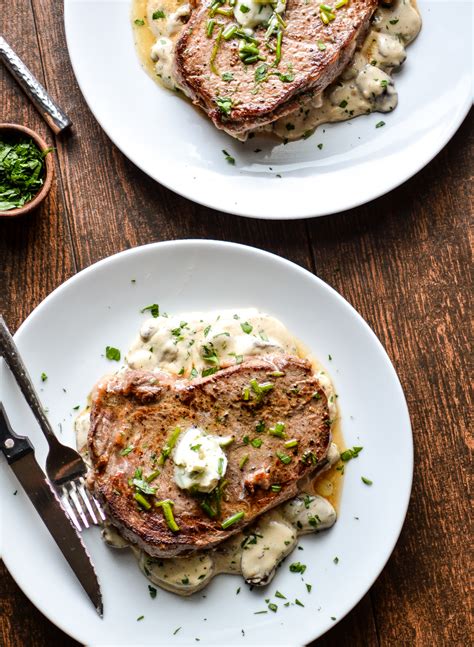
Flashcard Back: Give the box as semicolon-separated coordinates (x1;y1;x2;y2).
63;1;472;219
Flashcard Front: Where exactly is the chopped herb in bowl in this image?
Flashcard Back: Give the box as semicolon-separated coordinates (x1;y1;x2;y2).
0;125;53;215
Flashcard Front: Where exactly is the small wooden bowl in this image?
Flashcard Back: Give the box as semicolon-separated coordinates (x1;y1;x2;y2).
0;123;54;218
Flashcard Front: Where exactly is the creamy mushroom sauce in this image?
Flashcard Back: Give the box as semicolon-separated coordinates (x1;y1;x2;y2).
76;308;344;595
132;0;421;141
103;445;339;595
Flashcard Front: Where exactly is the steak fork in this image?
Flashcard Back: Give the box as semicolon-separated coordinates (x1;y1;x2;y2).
0;316;104;531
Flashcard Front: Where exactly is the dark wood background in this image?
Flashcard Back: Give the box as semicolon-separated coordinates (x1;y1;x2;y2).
1;1;472;645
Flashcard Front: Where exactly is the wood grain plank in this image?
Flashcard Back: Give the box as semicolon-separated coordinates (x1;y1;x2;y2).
0;1;76;333
307;112;473;646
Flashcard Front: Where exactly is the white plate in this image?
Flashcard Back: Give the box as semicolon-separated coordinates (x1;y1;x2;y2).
0;240;412;645
63;0;472;219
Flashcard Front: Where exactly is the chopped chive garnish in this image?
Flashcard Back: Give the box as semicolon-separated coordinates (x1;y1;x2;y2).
155;499;180;532
361;476;373;485
254;610;268;615
152;10;166;19
134;19;145;26
217;457;225;476
276;451;291;464
242;387;250;401
210;27;223;74
173;627;181;635
222;24;237;40
376;121;386;128
275;30;283;65
137;615;144;621
335;0;348;7
275;590;286;599
295;599;304;607
284;439;298;449
256;420;265;433
105;346;121;361
269;371;285;377
73;405;80;410
269;422;286;438
268;603;278;612
159;427;181;464
40;372;48;382
148;585;157;598
239;455;249;469
221;511;245;529
251;437;263;448
120;446;134;456
134;492;151;510
215;96;233;116
146;469;160;482
317;40;327;50
271;484;282;492
306;583;312;593
206;18;216;37
333;556;339;564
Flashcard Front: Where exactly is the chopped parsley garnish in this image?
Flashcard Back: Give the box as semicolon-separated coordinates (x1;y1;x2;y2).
148;585;157;598
222;149;235;165
222;71;234;82
339;100;348;109
202;367;218;377
240;4;250;12
317;143;323;150
389;18;399;25
340;446;363;461
256;420;265;433
251;437;263;448
215;96;233;116
152;10;166;19
254;64;268;82
40;372;48;382
134;18;145;26
381;79;389;88
361;476;373;485
190;367;198;378
289;561;306;574
240;321;253;334
141;303;159;317
275;71;295;83
120;446;134;456
333;556;339;564
317;40;327;51
0;137;52;211
105;346;121;361
376;121;386;128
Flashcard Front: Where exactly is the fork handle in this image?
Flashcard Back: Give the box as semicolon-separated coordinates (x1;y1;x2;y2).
0;404;34;464
0;316;60;450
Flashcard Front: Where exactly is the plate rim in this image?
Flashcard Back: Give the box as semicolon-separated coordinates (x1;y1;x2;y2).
1;239;414;644
63;1;472;220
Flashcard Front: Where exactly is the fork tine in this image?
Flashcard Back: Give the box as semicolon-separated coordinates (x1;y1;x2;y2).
68;481;89;529
78;479;98;525
61;486;82;532
92;494;106;522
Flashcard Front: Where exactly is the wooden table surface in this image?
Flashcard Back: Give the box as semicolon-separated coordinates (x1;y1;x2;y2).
0;2;472;645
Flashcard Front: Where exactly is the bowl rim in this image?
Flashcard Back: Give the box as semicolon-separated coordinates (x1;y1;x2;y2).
0;122;54;218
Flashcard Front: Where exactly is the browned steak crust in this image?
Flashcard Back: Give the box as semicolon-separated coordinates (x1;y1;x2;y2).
174;0;378;136
88;354;331;557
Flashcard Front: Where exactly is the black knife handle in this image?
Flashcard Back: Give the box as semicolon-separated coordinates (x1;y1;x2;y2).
0;404;33;464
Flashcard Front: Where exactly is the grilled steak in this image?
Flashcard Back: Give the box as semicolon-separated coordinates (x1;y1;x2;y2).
174;0;378;137
88;354;331;557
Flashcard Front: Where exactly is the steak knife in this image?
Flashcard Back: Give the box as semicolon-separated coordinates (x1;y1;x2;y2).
0;404;103;616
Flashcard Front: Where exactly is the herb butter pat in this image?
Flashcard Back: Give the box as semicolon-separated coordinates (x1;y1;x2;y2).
173;426;230;493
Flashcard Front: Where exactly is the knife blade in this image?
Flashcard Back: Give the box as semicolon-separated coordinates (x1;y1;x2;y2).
0;404;103;616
